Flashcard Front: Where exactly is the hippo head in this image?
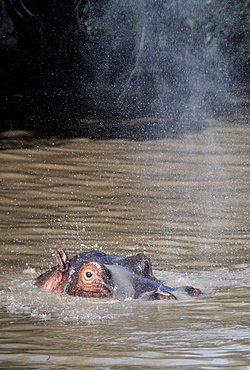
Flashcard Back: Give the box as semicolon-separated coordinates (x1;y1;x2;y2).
35;248;203;300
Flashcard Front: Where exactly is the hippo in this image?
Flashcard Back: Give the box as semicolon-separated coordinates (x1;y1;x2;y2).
35;249;203;300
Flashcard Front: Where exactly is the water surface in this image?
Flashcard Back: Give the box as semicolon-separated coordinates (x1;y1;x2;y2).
0;114;249;369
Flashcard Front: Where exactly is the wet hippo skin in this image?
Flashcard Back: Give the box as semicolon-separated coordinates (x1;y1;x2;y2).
35;248;203;300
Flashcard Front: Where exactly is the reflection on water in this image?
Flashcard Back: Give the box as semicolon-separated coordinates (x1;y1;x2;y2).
0;115;249;368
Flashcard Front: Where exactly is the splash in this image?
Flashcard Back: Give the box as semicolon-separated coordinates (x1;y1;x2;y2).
79;0;232;123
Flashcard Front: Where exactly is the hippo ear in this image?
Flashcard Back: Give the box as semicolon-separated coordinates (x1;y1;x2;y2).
136;253;154;278
57;248;69;272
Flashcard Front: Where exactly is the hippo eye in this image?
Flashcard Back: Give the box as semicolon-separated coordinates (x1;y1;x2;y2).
84;271;93;279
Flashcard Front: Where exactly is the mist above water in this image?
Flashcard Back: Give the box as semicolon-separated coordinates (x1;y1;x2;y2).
79;0;232;122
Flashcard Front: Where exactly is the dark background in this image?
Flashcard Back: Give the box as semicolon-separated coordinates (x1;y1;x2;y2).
0;0;249;137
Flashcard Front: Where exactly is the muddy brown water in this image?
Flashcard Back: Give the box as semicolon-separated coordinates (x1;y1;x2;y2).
0;114;249;369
